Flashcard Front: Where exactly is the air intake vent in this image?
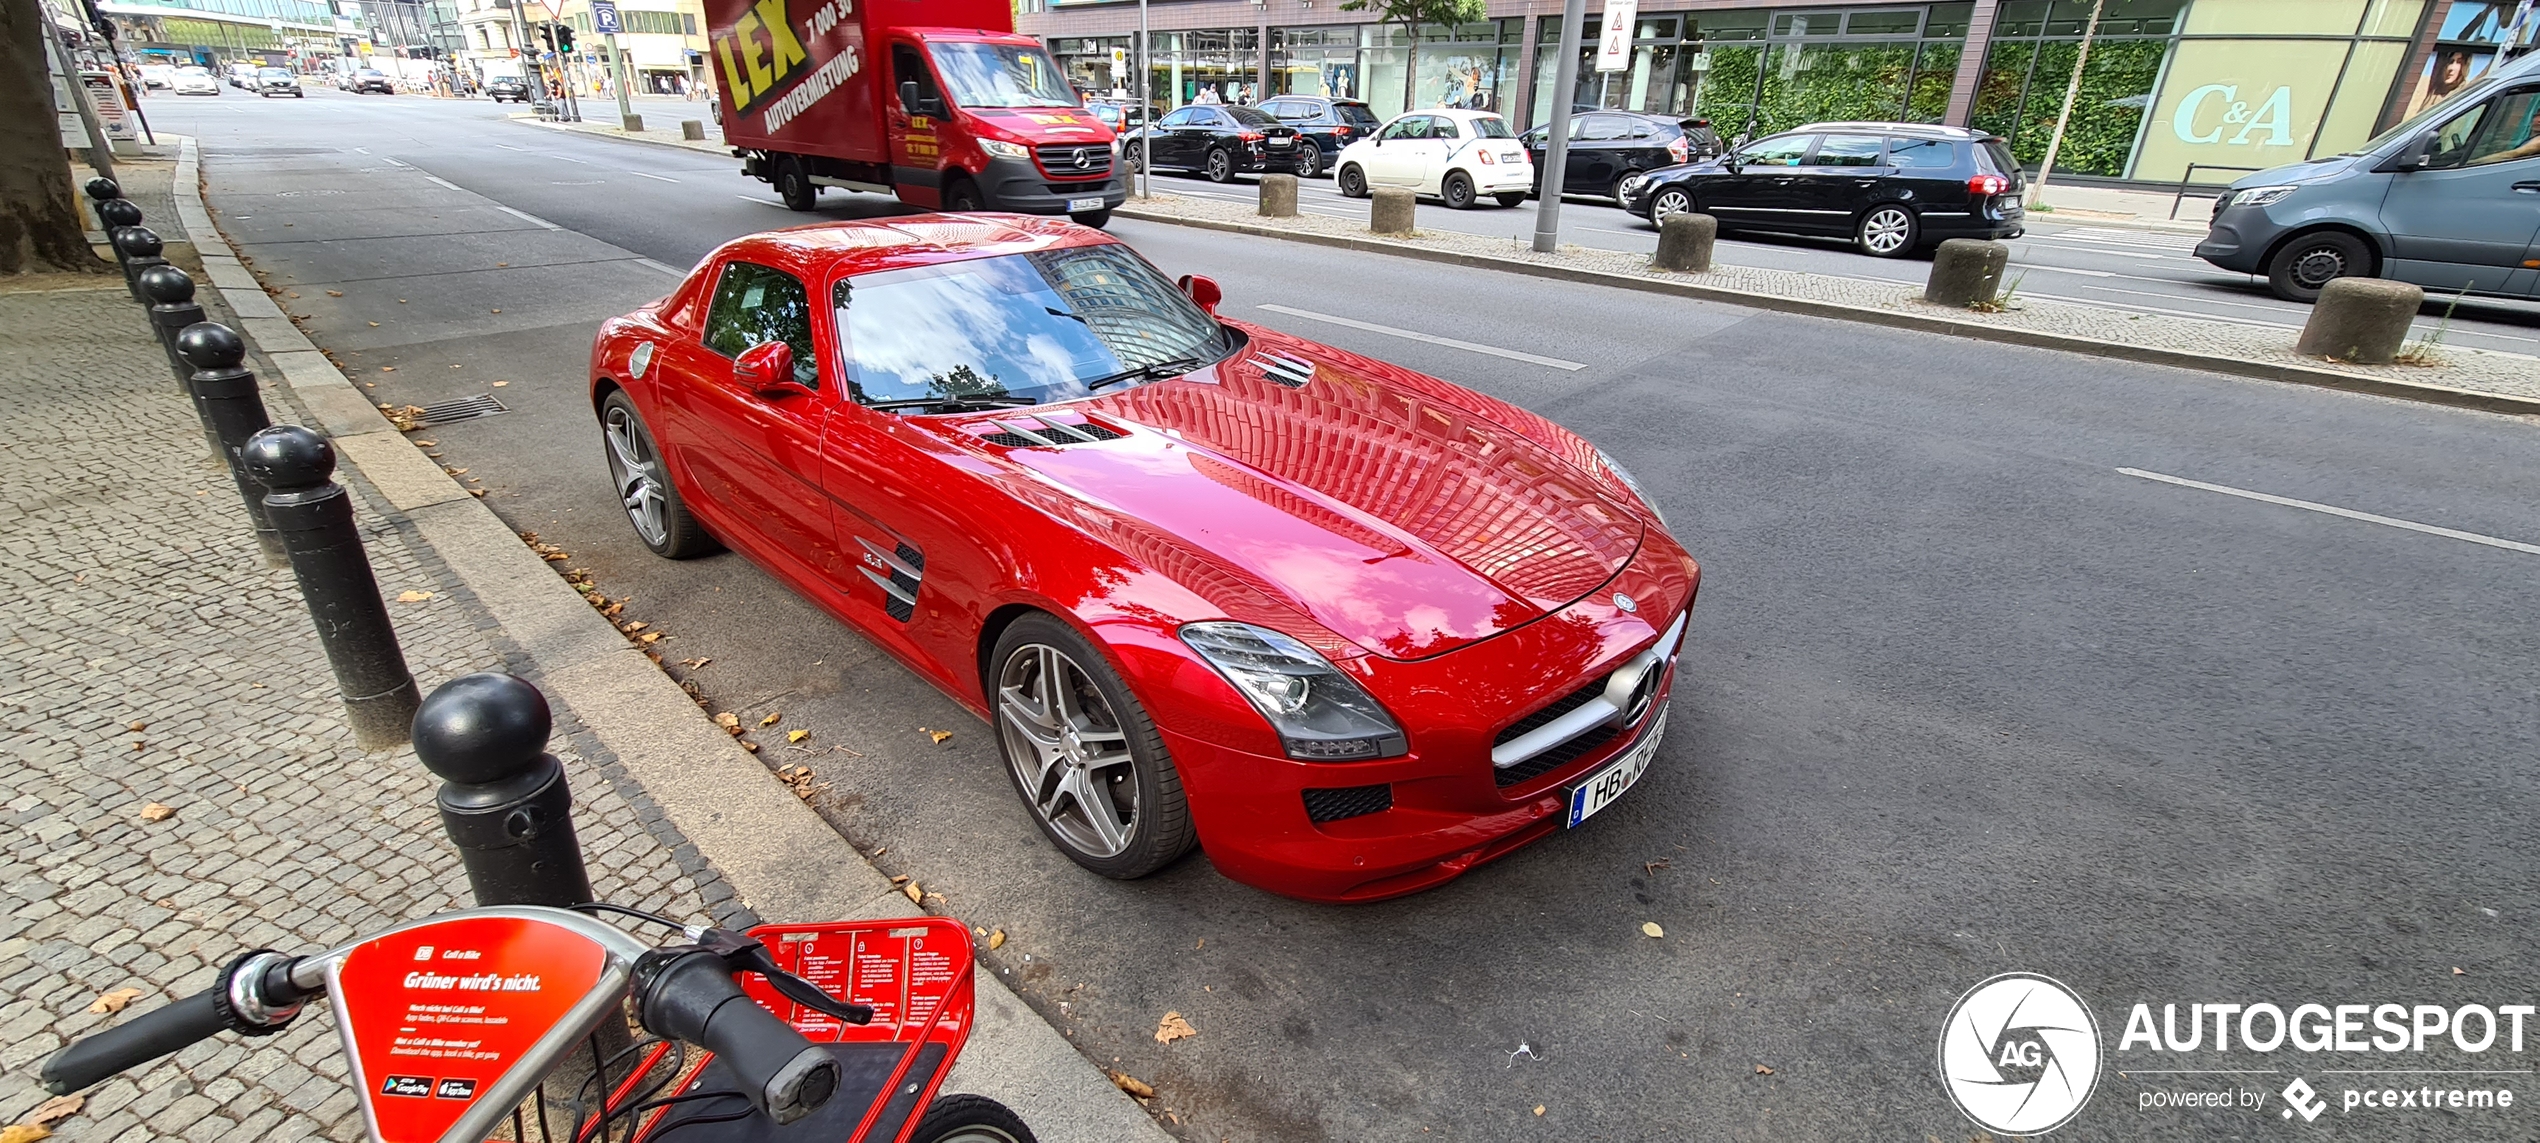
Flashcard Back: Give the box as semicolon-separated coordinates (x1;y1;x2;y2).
1249;352;1315;388
1303;783;1392;823
978;419;1124;448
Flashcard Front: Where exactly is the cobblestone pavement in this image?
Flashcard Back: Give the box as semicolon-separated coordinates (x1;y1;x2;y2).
0;284;741;1140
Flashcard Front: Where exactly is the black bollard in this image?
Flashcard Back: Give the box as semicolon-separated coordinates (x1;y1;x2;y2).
411;673;596;907
242;425;422;749
93;188;139;239
110;226;167;303
84;176;123;231
139;266;208;396
176;323;287;563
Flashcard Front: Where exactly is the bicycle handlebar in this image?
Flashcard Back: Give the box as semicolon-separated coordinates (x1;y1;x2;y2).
42;987;230;1095
634;948;840;1125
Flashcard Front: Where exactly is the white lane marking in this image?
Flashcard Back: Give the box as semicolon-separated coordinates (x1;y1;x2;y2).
2119;468;2540;558
633;257;684;276
496;144;531;151
422;175;463;190
2014;240;2167;261
1581;226;1651;238
2024;264;2114;277
496;205;561;229
737;195;789;207
379;157;410;167
628;170;680;182
553;155;588;164
1258;303;1587;370
353;147;370;154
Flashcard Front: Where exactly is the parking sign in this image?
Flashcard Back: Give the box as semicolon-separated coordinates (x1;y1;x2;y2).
589;0;620;35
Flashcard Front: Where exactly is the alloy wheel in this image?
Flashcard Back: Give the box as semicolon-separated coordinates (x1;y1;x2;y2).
1860;207;1913;256
1205;149;1234;183
603;408;667;547
996;643;1139;859
1652;188;1693;221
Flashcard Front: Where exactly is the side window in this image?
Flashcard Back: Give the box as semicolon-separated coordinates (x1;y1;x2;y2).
1737;134;1816;167
891;45;938;111
2424;100;2491;168
1814;134;1887;167
1380;116;1423;142
1157;107;1197;127
1431;117;1462;140
1889;137;1957;169
703;262;819;389
2464;88;2540;166
1576;115;1630;141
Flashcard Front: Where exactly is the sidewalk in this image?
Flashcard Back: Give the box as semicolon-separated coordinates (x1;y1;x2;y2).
2022;181;2215;233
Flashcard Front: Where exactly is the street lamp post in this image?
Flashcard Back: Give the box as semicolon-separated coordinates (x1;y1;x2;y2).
1137;0;1150;199
1529;0;1587;254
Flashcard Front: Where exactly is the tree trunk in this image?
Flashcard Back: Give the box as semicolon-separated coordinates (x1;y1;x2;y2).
0;0;105;275
1402;21;1418;113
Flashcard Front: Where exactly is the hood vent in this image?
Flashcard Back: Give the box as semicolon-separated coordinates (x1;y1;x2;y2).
978;416;1125;449
1249;351;1315;389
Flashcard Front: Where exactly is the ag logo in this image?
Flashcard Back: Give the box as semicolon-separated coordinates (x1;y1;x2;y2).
1938;972;2102;1135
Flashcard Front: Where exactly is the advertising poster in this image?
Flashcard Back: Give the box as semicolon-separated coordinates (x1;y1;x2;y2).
2406;0;2521;117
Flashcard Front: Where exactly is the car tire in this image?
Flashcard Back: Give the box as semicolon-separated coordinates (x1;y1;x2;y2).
1069;208;1112;228
2264;230;2372;303
1649;186;1695;224
1442;171;1477;210
1610;168;1643;203
1203;147;1234;183
911;1094;1036;1143
1337;163;1369;198
990;612;1195;880
1855;203;1918;258
775;157;818;211
1495;192;1529;208
599;391;717;559
1294;147;1322;179
941;175;985;212
1122;144;1144;174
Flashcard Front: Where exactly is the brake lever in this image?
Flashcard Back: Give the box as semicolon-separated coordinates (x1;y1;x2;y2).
691;928;875;1025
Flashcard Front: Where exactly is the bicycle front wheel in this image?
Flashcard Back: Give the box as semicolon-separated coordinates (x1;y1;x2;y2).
910;1093;1037;1143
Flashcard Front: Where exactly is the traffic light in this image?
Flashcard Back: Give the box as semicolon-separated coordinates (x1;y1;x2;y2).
537;24;554;51
554;25;574;51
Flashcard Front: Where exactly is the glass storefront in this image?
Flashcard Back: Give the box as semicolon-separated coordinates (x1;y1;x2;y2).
1358;20;1521;121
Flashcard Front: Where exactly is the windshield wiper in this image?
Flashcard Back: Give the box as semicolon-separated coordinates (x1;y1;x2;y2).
864;394;1040;412
1084;356;1206;392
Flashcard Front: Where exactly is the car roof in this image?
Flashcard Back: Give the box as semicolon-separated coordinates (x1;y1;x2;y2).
1792;120;1990;139
697;215;1118;286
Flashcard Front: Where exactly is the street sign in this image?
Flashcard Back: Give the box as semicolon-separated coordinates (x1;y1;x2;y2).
589;0;619;36
1595;0;1639;72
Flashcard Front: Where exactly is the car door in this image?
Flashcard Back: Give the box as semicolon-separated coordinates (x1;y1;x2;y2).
2380;85;2540;295
1366;115;1428;185
1796;132;1892;232
888;43;951;205
1568;114;1631;194
1419;115;1464;193
1705;133;1818;223
672;260;849;584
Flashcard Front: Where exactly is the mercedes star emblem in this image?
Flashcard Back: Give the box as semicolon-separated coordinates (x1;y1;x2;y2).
1613;593;1638;613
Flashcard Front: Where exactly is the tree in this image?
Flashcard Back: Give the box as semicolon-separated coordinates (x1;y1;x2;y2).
1339;0;1485;114
2026;0;2105;209
0;0;102;275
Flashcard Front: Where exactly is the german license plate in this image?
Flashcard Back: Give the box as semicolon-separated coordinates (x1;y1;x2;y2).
1565;707;1666;828
1066;196;1105;212
1268;138;1293;148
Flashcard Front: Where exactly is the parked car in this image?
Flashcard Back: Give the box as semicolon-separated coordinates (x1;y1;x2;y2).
588;215;1696;902
1523;110;1722;201
486;76;531;103
1084;98;1143;132
226;62;255;88
1334;109;1535;209
255;67;303;98
1120;104;1302;183
171;66;220;96
1254;95;1382;179
137;64;176;89
351;68;396;95
1620;122;2025;257
2198;49;2540;302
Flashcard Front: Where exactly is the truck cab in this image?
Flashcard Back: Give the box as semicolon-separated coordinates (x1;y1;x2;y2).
884;30;1120;221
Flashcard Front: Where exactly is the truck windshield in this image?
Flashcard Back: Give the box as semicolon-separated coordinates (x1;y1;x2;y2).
929;42;1078;109
836;246;1230;410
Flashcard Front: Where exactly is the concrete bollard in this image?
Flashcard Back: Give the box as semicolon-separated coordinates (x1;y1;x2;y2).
622;113;644;132
1925;238;2009;307
681;119;705;141
1652;211;1718;272
110;226;167;304
138;266;209;398
412;673;595;907
1258;173;1298;218
242;424;422;749
1371;187;1415;235
176;324;288;564
2295;278;2422;364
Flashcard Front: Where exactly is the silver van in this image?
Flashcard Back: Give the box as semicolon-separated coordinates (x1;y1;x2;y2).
2197;49;2540;302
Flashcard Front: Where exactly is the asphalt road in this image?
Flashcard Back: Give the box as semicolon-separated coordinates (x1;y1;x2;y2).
150;88;2540;1141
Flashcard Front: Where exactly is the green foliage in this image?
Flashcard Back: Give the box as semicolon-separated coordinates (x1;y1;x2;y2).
1906;42;1959;123
1970;41;2034;140
2012;38;2162;176
1752;42;1914;134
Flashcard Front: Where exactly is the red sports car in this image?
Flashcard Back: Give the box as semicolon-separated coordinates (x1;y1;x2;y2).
587;216;1698;902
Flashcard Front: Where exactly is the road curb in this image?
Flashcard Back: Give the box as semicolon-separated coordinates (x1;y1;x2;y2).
172;136;1173;1143
510;113;732;159
1115;206;2540;420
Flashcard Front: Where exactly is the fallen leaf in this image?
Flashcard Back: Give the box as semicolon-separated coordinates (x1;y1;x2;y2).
0;1125;51;1143
414;439;436;446
623;620;649;633
88;987;144;1014
1641;922;1664;939
1755;1064;1774;1075
891;875;909;883
1154;1011;1196;1044
2455;967;2467;976
445;468;468;476
126;721;145;732
1533;1105;1546;1117
757;711;779;726
470;489;487;498
739;740;759;753
395;591;434;603
285;291;299;298
924;892;945;904
491;309;502;314
988;929;1006;950
1109;1071;1154;1100
367;321;379;327
787;729;809;743
496;262;509;267
927;729;953;744
903;882;923;904
681;658;713;669
715;712;741;732
381;365;396;372
639;632;663;644
28;1093;83;1125
326;290;343;297
399;298;407;303
138;803;174;822
492;380;510;387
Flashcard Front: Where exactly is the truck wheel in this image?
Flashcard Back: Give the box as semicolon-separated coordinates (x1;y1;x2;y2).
1337;164;1368;198
942;176;984;212
1069;209;1111;229
2264;230;2371;303
775;158;817;211
1203;148;1234;183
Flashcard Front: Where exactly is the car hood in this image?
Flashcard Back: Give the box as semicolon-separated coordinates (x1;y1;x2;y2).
951;335;1643;661
2232;153;2365;189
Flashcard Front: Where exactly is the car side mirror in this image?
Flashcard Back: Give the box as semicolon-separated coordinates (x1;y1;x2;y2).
2391;137;2432;171
899;80;921;112
1176;274;1222;315
734;341;799;395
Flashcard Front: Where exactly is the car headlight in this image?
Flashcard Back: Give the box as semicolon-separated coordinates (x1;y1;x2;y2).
980;139;1031;160
1179;622;1408;761
1595;448;1667;526
2230;184;2298;209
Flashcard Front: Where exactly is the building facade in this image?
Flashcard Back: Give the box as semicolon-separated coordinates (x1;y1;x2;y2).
1019;0;2540;184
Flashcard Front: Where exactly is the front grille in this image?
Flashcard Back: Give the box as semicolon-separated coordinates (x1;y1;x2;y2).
1494;725;1617;788
1036;143;1113;179
1494;677;1607;748
1303;784;1392;823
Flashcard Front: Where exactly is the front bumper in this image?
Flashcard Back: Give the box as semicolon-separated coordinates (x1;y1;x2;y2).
977;155;1126;215
2194;207;2279;272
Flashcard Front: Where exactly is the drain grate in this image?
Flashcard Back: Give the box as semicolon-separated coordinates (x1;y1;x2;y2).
416;394;510;427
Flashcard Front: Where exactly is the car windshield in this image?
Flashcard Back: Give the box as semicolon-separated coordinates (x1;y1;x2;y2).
836;246;1231;410
928;41;1077;108
260;69;290;76
179;67;209;75
359;69;384;76
2350;76;2502;155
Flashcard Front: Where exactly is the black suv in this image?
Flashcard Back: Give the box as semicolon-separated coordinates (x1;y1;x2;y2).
1620;122;2025;257
487;76;530;103
1122;105;1303;182
1254;95;1382;179
1524;110;1723;200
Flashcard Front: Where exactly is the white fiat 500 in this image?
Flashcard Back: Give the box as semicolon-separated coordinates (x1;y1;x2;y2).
1334;108;1535;210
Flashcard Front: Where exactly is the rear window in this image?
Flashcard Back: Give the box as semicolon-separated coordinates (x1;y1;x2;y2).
1977;139;2018;176
1334;103;1381;130
1469;116;1514;139
1223;106;1277;128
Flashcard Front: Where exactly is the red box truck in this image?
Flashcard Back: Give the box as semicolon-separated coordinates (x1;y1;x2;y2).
706;0;1123;225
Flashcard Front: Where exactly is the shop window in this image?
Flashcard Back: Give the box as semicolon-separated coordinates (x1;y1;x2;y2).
1905;41;1959;123
1844;10;1921;37
2003;37;2163;175
1772;12;1842;38
1924;2;1976;37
